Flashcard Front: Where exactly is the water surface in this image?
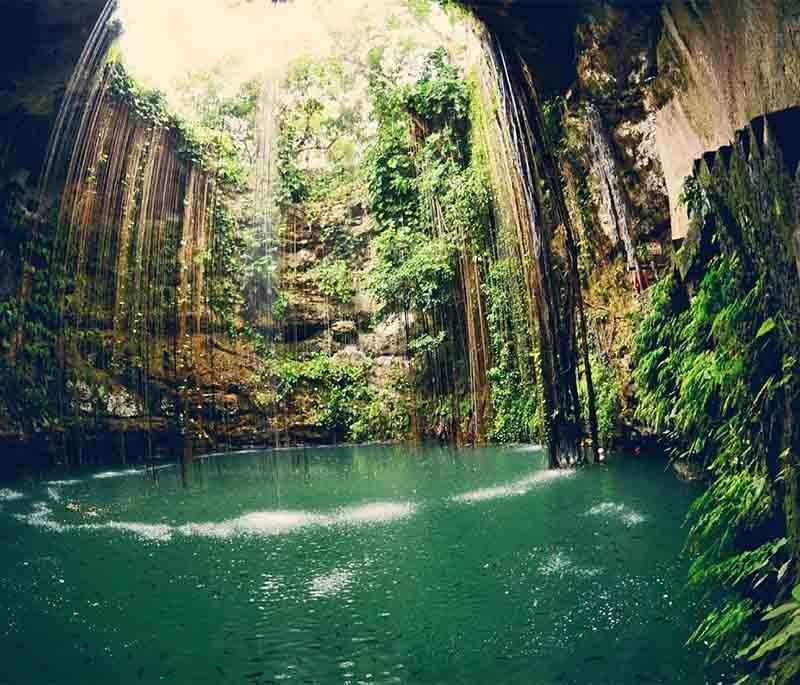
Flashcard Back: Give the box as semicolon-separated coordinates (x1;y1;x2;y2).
1;444;721;684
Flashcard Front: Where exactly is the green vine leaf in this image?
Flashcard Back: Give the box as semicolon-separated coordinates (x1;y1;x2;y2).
755;317;776;339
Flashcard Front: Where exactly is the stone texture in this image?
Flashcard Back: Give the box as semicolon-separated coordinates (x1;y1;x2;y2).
466;0;800;242
653;0;800;238
572;4;670;246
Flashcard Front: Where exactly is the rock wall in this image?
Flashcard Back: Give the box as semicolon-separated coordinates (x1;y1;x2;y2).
466;0;800;243
1;0;109;303
654;0;800;238
0;0;108;183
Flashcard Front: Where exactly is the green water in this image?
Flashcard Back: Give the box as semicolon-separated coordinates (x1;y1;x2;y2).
1;444;724;684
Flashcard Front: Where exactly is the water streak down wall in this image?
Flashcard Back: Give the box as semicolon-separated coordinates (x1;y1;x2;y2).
18;15;226;453
50;63;216;352
478;31;598;465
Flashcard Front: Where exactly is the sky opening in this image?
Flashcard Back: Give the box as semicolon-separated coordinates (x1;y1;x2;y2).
115;0;462;110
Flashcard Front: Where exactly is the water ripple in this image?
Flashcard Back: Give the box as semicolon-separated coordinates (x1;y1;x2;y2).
14;502;69;532
309;568;354;599
537;550;601;578
92;468;144;480
181;501;416;539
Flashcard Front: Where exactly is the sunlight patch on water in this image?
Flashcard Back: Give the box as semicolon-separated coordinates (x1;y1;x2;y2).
11;498;416;543
179;510;327;538
260;574;281;594
46;479;82;486
451;469;574;503
14;502;70;532
586;502;646;527
511;444;544;453
537;550;601;578
0;488;25;501
90;465;173;480
334;501;415;525
180;501;416;539
92;468;143;480
309;568;355;599
14;502;171;541
94;521;174;542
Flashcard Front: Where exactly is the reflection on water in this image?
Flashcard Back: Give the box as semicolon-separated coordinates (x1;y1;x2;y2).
92;468;144;480
309;567;356;599
177;501;416;540
537;550;602;578
0;443;726;684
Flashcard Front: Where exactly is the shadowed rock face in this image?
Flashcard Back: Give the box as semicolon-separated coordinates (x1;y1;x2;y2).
458;0;662;95
0;0;108;183
652;0;800;238
461;0;800;244
0;0;107;312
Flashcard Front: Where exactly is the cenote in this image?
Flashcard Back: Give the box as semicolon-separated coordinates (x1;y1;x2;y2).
3;0;800;682
2;445;722;684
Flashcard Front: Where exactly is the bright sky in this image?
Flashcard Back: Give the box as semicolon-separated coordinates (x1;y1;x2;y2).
115;0;457;97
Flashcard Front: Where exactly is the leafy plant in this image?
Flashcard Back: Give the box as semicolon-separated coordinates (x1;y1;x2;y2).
633;151;800;682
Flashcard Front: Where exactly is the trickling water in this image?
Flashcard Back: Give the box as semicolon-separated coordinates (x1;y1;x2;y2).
475;34;587;464
18;0;296;456
250;77;281;325
37;0;119;207
0;445;726;684
52;63;217;339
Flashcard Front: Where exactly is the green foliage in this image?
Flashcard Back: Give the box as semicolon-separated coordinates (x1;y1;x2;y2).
631;274;683;434
580;352;621;447
402;48;469;125
108;61;171;126
689;597;756;656
0;206;75;431
271;292;289;321
270;354;408;442
365;49;490;325
678;175;711;223
107;62;246;188
276;125;310;206
272;354;370;438
407;331;447;357
206;199;246;336
367;229;456;316
633;149;800;681
740;585;800;673
635;255;793;663
350;373;412;443
365;117;419;229
308;259;355;305
275;52;372;210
